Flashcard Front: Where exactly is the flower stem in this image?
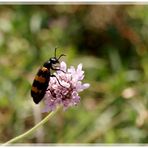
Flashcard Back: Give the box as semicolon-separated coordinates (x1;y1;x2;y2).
2;107;61;145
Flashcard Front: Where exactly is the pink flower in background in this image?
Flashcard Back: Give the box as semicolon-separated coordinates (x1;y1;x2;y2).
42;61;90;112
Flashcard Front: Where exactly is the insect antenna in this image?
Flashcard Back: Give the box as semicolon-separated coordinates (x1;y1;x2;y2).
54;47;58;58
58;54;66;60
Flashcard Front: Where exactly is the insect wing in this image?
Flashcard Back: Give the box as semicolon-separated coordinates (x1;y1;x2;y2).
31;67;50;104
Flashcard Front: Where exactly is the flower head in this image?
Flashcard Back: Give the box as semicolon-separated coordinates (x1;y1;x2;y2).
42;61;90;112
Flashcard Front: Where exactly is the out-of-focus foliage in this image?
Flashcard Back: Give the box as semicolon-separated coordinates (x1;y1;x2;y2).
0;5;148;143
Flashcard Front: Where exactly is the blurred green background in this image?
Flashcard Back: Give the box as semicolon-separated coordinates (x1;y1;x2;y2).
0;5;148;144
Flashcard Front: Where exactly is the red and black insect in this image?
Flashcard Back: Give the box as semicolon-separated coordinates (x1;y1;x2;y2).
31;48;65;104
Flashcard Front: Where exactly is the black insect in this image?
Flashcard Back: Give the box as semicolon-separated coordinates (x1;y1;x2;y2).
31;48;65;104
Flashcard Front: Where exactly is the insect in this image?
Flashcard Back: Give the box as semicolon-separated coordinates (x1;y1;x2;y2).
31;48;65;104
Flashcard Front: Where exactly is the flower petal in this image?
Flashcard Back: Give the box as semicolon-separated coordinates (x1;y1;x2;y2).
77;63;82;72
60;61;67;72
83;83;90;89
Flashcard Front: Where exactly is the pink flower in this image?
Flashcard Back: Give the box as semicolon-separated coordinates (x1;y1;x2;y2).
42;61;90;112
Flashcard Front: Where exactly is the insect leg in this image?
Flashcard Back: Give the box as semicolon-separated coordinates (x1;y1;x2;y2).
46;88;57;98
51;66;66;73
46;88;52;93
50;74;65;87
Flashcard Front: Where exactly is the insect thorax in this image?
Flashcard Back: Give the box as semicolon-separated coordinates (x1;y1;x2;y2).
43;61;51;69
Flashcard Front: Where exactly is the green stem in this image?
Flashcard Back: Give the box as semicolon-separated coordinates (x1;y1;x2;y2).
2;107;61;145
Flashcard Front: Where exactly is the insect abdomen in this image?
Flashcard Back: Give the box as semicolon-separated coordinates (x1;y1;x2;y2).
31;66;50;104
